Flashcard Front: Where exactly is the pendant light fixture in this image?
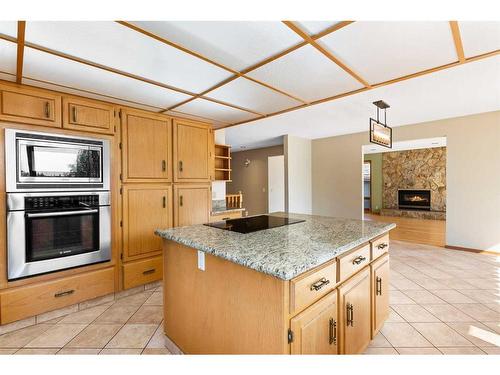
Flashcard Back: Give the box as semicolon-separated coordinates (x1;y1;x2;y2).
369;100;392;148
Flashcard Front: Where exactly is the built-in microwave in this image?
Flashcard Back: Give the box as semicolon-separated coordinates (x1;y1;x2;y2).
5;129;110;192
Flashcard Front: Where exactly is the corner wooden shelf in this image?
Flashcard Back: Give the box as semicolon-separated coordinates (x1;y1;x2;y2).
214;144;232;181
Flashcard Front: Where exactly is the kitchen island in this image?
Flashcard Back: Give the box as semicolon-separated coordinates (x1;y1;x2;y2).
155;213;395;354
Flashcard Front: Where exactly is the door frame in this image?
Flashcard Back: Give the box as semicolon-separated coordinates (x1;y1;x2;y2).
363;160;372;213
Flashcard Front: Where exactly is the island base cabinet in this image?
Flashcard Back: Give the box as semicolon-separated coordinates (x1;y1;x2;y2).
290;290;338;354
338;267;371;354
371;254;390;337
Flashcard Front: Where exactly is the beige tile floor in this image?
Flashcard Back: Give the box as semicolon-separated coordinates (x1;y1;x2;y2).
0;240;498;355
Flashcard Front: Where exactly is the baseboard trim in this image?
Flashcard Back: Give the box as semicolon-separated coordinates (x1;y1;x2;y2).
445;245;498;255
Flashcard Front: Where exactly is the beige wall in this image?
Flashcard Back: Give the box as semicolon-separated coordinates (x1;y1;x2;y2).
228;145;284;216
312;111;500;252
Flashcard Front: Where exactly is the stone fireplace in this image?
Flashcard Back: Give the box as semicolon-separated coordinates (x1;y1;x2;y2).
398;189;431;211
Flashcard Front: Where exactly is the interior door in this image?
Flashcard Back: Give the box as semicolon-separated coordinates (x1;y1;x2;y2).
268;155;285;213
339;267;371;354
371;254;390;337
290;290;338;354
122;185;172;260
174;120;210;182
174;184;210;227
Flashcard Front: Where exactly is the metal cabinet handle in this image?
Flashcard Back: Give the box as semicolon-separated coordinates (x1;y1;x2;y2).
377;243;388;250
310;277;330;291
55;289;75;298
376;276;383;296
72;106;77;122
329;318;337;345
179;160;183;172
162;196;166;208
45;102;50;118
162;160;166;172
352;255;367;265
143;269;156;275
179;195;183;207
346;303;354;327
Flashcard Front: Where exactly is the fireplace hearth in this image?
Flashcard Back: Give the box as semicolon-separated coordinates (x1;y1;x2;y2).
398;189;431;211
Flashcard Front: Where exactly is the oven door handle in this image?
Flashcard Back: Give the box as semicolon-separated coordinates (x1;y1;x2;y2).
26;209;99;218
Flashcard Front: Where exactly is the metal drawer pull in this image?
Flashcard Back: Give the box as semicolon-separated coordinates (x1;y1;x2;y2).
162;196;166;208
179;160;183;172
352;255;367;265
346;303;354;327
55;289;75;298
72;106;78;122
143;269;156;275
45;102;50;118
310;277;330;291
329;318;337;345
162;160;166;172
377;243;388;250
376;276;382;295
179;195;183;207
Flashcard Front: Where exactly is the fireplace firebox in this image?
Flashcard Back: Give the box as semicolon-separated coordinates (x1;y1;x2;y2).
398;189;431;211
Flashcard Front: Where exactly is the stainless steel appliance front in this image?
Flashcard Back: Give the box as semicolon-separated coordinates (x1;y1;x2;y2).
7;191;111;280
5;129;110;192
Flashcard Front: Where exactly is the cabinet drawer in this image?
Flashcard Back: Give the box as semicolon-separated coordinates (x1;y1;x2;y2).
123;256;163;290
63;97;115;134
209;211;242;222
371;234;389;261
290;261;336;315
0;86;62;127
0;267;114;324
337;244;370;283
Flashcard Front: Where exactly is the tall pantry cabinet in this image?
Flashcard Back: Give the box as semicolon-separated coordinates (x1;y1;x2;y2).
120;109;213;290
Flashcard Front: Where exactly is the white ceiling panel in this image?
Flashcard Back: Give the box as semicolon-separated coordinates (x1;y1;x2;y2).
248;44;363;102
459;21;500;58
319;22;457;84
0;21;17;38
295;21;340;36
0;39;17;74
23;47;192;109
25;21;232;93
206;77;302;113
0;71;16;82
175;98;260;124
129;21;303;71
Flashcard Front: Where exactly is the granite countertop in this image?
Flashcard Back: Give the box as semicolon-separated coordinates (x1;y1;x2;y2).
155;213;395;281
211;207;245;215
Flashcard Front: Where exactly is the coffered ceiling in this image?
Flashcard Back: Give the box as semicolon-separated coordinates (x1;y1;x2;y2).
0;21;498;128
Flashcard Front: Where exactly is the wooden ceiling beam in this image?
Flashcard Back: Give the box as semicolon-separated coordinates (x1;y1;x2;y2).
16;21;26;84
449;21;466;63
282;21;371;88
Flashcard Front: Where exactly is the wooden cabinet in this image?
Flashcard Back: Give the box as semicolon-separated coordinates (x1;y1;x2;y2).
371;234;390;261
173;119;212;182
337;244;370;282
63;97;116;134
290;290;338;354
122;185;172;261
371;254;390;337
173;184;211;227
121;109;172;182
0;84;62;127
123;256;163;290
338;267;371;354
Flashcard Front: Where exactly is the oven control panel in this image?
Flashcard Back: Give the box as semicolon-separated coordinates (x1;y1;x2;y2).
25;195;100;210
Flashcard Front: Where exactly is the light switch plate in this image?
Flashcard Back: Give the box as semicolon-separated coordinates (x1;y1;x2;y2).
197;251;205;271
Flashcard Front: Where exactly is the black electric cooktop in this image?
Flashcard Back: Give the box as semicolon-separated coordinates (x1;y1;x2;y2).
204;214;305;234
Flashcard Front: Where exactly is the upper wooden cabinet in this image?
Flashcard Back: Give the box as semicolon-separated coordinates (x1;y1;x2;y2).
338;267;371;354
173;184;211;227
121;109;172;183
63;97;116;134
371;254;390;337
122;184;172;261
173;119;213;182
290;290;338;354
0;84;62;128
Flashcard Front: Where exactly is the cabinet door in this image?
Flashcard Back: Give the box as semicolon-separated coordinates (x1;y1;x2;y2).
371;254;390;337
122;109;171;182
63;97;116;134
290;290;338;354
338;267;371;354
173;119;211;182
0;85;62;127
174;184;211;227
122;185;172;261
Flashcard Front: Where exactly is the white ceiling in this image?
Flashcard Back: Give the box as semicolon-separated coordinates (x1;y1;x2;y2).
363;137;447;154
225;55;500;150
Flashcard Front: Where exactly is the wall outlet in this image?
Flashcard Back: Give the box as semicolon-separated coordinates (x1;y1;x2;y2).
197;251;205;271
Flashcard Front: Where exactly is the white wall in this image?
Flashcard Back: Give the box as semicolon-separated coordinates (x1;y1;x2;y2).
212;129;226;200
284;135;312;214
311;111;500;252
